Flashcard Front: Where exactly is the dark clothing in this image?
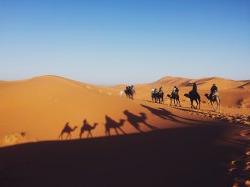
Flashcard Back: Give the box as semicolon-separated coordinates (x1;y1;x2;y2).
209;85;218;99
176;87;179;93
210;85;218;95
192;83;197;93
191;83;200;98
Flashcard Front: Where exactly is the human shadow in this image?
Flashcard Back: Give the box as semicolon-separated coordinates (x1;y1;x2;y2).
123;110;158;133
104;115;126;136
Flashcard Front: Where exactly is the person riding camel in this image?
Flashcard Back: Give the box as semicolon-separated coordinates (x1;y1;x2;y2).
152;88;157;93
125;85;129;92
159;86;163;93
192;83;197;92
172;86;179;96
130;85;135;93
209;84;218;99
191;83;200;98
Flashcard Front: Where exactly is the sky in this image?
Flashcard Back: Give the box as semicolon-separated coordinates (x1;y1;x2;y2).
0;0;249;84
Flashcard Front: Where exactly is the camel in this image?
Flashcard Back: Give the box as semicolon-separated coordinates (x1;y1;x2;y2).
184;91;201;109
124;87;135;100
151;90;164;104
123;110;157;132
105;115;126;136
167;93;181;107
59;122;77;140
205;93;220;112
79;120;98;138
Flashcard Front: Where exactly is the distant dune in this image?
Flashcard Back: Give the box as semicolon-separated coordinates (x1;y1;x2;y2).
152;76;249;90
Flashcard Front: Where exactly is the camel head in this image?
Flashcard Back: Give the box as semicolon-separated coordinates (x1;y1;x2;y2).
184;93;189;98
119;119;126;126
167;94;171;98
204;93;209;99
93;123;98;127
73;126;78;131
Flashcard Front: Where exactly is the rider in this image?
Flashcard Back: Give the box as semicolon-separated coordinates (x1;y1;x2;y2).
191;82;200;98
209;84;218;99
159;86;163;93
192;83;197;93
152;88;157;92
172;86;179;96
125;85;129;91
130;85;134;90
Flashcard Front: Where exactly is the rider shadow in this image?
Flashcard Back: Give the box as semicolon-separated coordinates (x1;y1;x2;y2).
123;110;158;133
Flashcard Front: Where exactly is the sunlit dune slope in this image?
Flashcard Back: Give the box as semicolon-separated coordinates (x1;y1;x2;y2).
0;75;249;147
0;75;200;146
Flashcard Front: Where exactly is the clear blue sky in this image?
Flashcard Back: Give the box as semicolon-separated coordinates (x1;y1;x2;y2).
0;0;249;84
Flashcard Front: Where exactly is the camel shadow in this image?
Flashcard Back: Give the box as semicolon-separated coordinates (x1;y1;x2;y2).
123;110;158;133
104;115;127;136
141;104;179;122
79;119;98;139
59;122;78;140
141;104;200;125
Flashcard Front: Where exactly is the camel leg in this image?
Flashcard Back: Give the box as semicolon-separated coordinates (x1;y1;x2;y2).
87;131;92;138
89;131;93;137
105;129;110;136
177;99;181;107
144;122;157;130
191;100;194;109
66;133;69;140
118;127;126;135
68;133;72;140
195;100;198;109
211;101;216;111
59;133;62;140
218;97;221;112
114;128;119;135
79;131;83;139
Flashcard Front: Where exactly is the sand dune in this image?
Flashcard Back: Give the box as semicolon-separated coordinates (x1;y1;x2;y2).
0;75;249;187
0;75;191;146
0;75;249;147
152;76;249;90
113;76;250;110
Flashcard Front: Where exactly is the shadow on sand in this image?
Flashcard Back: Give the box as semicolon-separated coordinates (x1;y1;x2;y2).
104;115;127;136
123;110;158;132
141;104;202;125
0;124;244;187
